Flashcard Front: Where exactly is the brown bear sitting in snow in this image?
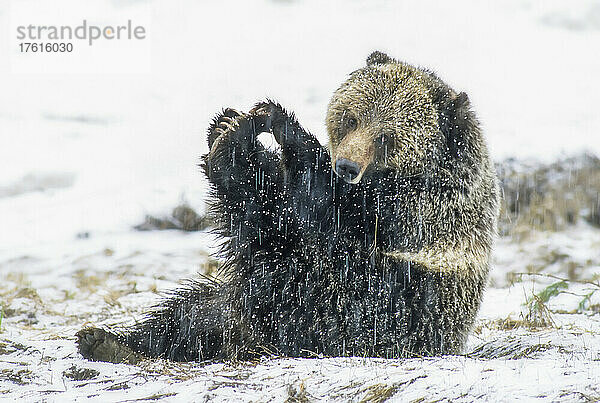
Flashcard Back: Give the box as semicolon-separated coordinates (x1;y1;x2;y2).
77;51;499;363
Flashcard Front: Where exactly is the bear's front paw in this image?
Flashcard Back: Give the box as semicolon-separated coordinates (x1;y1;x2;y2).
208;113;255;160
249;101;288;139
207;108;244;150
76;327;144;365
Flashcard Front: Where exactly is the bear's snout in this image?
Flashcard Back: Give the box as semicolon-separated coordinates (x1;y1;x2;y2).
335;158;361;183
331;129;374;184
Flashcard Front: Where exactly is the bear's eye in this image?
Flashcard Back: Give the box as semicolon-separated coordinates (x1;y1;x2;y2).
376;132;394;147
346;117;357;131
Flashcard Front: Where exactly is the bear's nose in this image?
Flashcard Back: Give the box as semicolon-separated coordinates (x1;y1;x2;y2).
335;158;361;183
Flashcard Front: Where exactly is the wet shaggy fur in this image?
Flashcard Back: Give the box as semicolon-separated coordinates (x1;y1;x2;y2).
77;51;500;363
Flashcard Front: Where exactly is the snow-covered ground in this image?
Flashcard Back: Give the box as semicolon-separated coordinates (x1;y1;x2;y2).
1;0;600;401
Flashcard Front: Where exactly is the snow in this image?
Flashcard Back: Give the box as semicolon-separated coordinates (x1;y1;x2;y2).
1;0;600;401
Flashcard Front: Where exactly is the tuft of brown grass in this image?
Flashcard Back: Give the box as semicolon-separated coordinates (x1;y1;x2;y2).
497;153;600;237
203;257;221;277
134;203;213;232
523;294;556;328
359;384;398;403
73;269;106;293
469;336;552;360
0;369;33;386
286;382;310;403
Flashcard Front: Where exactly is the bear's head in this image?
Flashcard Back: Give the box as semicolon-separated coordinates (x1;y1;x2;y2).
326;51;466;183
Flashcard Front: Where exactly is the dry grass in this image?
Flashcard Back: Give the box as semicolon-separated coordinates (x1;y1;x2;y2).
0;369;33;386
286;382;310;403
134;203;213;232
469;335;553;360
358;384;398;403
497;153;600;237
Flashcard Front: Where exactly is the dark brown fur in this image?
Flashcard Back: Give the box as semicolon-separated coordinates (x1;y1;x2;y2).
76;51;499;363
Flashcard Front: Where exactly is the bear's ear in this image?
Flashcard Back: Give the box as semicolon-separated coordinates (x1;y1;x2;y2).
366;51;392;66
438;91;472;159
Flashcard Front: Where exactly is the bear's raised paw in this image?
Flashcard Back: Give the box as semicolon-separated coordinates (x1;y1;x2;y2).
207;108;244;150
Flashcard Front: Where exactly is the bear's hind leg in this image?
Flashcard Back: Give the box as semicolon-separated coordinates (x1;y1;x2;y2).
77;280;225;363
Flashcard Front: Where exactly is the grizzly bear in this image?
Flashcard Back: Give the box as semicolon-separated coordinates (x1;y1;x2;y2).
77;51;499;363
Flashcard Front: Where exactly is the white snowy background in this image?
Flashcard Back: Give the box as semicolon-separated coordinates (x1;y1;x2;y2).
1;0;599;401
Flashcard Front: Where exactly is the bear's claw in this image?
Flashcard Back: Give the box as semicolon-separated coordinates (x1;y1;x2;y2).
249;101;281;134
207;108;244;149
